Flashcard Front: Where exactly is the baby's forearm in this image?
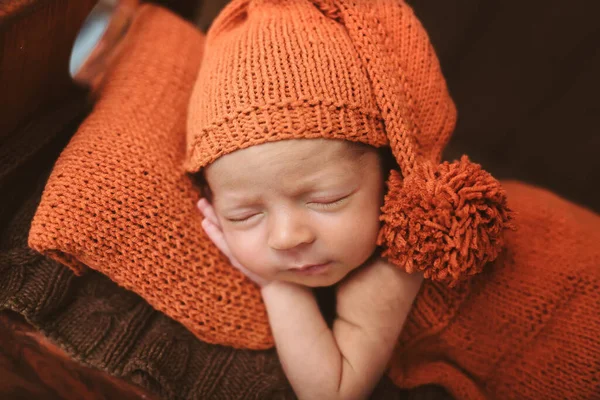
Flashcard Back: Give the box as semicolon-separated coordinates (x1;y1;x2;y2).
333;260;424;398
261;282;345;399
261;263;422;400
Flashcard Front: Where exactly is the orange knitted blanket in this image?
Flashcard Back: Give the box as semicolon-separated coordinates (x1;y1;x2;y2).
390;181;600;399
28;4;600;400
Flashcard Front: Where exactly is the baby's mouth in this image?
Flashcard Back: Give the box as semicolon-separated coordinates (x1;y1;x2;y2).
289;262;332;275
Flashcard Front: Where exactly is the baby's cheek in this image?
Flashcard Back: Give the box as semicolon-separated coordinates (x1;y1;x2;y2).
336;208;379;265
227;232;271;276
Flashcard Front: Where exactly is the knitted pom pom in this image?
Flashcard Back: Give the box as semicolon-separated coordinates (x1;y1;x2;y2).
378;156;514;287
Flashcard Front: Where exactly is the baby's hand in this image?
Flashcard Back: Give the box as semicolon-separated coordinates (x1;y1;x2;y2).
197;198;270;287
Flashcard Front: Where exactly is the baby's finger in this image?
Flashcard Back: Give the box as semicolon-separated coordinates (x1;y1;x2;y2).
197;198;220;227
201;218;234;260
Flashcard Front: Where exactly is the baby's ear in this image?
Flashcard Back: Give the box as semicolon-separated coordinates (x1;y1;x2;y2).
191;171;213;203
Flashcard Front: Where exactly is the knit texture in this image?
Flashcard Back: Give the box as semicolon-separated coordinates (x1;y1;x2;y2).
185;0;454;171
28;5;272;349
0;92;292;400
185;0;512;287
3;174;289;400
389;182;600;399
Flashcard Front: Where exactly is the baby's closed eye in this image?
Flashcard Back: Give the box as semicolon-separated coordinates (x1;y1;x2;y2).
225;212;262;223
307;194;352;209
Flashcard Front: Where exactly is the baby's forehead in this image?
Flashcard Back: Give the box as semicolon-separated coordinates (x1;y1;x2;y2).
204;139;370;192
208;139;361;173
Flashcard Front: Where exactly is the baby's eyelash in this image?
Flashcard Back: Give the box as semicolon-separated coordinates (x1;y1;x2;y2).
310;195;350;208
226;213;258;223
319;198;345;207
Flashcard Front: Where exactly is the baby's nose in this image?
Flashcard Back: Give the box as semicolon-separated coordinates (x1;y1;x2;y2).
267;211;315;251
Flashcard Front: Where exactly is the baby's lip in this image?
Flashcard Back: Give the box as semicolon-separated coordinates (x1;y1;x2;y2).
289;262;331;271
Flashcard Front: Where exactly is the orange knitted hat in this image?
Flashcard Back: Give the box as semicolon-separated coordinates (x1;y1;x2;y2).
186;0;513;286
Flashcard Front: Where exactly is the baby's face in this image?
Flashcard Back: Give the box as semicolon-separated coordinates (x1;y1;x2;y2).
204;139;384;287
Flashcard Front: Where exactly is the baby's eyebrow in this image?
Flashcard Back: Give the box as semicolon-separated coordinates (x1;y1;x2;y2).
295;173;355;191
214;192;262;210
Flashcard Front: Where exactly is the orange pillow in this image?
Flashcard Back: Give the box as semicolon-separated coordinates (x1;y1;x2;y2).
28;5;272;350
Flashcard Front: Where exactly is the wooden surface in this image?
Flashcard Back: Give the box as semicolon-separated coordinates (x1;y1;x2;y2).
0;311;157;400
0;0;201;139
0;0;97;137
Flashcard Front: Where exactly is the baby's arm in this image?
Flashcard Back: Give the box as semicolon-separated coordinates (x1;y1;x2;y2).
198;199;422;399
261;260;423;400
